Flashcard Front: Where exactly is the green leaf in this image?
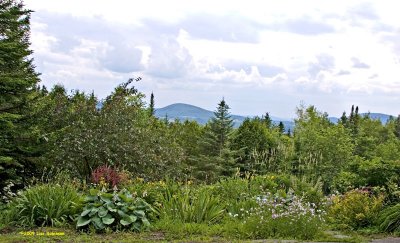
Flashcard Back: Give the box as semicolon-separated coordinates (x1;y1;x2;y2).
76;216;91;227
141;217;150;227
98;207;108;218
85;195;97;202
80;209;91;217
120;219;131;226
102;215;115;225
89;207;99;217
134;210;145;218
89;188;99;196
120;215;137;226
92;216;104;230
117;210;128;218
100;193;113;203
106;202;117;212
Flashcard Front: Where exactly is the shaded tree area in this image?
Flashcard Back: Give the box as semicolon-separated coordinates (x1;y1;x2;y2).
0;0;41;196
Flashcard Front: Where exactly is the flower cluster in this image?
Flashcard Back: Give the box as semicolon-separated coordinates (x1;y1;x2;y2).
254;192;324;222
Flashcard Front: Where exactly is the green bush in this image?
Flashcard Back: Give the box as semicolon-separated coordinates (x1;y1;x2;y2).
378;204;400;233
6;183;83;227
76;188;154;232
158;186;225;224
328;189;384;229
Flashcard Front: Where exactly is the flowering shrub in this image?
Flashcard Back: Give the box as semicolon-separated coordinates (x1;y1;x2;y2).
230;191;325;240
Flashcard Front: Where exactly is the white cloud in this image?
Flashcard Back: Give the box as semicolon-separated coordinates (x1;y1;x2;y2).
24;0;400;117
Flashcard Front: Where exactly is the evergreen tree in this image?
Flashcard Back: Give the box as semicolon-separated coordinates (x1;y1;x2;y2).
340;111;347;125
262;112;272;128
149;92;155;116
209;98;234;155
278;121;285;133
394;115;400;139
0;0;40;197
196;99;235;180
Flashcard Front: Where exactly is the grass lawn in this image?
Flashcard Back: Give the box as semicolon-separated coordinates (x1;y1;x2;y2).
0;226;377;243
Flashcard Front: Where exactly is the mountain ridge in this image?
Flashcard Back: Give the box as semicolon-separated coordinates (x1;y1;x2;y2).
155;103;395;129
155;103;294;129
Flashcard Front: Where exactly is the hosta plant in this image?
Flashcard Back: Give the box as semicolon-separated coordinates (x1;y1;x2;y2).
76;188;154;232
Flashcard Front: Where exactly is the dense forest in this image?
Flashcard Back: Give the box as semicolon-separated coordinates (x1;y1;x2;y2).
1;0;400;241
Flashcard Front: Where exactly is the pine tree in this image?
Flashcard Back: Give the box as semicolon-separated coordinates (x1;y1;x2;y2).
209;98;233;154
0;0;40;196
278;121;285;133
262;112;272;128
395;115;400;139
340;111;347;125
196;99;235;180
149;92;155;116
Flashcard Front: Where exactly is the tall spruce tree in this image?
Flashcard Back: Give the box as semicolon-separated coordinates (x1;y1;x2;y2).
278;121;285;133
209;98;233;155
394;115;400;139
149;92;155;116
262;112;272;129
0;0;40;196
196;99;235;181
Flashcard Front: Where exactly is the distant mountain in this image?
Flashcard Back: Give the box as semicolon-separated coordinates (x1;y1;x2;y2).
362;113;393;124
329;113;394;124
155;103;294;130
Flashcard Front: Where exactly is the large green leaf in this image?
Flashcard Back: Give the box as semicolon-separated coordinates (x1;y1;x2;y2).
98;206;108;218
141;217;150;227
85;195;98;202
106;202;117;212
120;215;137;226
120;219;131;226
92;216;104;230
100;193;113;203
117;209;128;218
80;209;91;217
89;207;99;217
102;215;115;225
134;210;145;218
76;216;91;227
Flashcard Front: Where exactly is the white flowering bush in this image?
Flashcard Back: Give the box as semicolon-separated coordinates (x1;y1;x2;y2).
229;191;326;240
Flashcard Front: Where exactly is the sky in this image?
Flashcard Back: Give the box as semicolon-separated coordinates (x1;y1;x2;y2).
24;0;400;118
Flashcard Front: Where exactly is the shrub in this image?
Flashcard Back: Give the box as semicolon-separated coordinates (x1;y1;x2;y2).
328;189;384;229
6;183;83;227
158;186;225;224
91;165;122;188
378;204;400;233
76;188;154;232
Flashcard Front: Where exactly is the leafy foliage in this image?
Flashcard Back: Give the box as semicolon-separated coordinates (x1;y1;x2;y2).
0;0;41;200
76;188;154;232
42;81;184;181
328;189;384;229
378;204;400;233
6;183;82;227
158;185;225;224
